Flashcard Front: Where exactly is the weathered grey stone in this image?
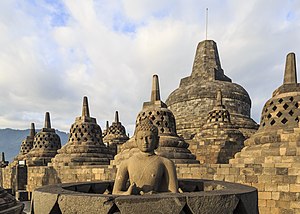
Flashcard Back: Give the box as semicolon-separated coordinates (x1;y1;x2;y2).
115;75;198;165
0;186;24;214
26;112;61;166
103;111;129;156
115;194;186;214
166;40;258;139
51;96;112;166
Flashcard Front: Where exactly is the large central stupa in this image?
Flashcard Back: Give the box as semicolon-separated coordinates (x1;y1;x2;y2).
166;40;258;139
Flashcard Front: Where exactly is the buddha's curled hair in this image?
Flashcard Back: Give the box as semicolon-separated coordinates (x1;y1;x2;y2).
134;118;158;136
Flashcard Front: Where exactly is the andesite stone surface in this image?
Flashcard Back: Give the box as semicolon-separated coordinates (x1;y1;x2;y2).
228;52;300;213
31;180;258;214
166;40;258;140
0;186;24;214
103;111;129;156
51;96;112;166
26;112;61;166
114;75;198;164
190;90;245;164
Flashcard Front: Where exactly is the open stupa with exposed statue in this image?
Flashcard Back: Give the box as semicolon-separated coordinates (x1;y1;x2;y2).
114;74;199;165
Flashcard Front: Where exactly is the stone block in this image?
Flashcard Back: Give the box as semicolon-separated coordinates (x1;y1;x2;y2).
258;192;272;200
278;184;290;192
267;199;276;208
275;201;291;209
265;184;277;192
290;184;300;192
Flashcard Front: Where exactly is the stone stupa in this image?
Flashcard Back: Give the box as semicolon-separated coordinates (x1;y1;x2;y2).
190;90;245;164
26;112;61;166
228;52;300;213
9;123;36;166
20;123;35;156
51;96;113;166
166;40;258;139
115;75;198;164
0;186;24;213
103;111;129;156
0;152;8;168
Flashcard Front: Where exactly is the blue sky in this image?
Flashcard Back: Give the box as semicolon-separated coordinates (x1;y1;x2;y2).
0;0;300;136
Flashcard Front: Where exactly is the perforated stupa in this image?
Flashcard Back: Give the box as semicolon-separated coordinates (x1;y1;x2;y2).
51;96;112;166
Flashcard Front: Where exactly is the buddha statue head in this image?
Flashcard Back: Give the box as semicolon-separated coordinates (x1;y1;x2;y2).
134;118;159;153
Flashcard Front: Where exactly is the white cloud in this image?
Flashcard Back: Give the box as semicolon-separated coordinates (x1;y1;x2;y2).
0;0;300;137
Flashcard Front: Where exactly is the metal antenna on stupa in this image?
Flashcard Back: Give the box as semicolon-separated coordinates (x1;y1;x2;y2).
151;74;161;102
30;123;35;138
284;52;297;84
115;111;119;123
205;8;209;40
44;112;51;128
82;96;90;117
106;121;109;129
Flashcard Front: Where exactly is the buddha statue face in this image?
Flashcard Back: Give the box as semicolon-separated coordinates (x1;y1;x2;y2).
136;130;158;153
134;118;159;153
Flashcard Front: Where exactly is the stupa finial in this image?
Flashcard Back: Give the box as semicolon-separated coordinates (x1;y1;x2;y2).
106;121;109;130
284;52;297;84
30;123;35;138
82;96;90;117
216;89;223;106
1;152;4;162
44;112;51;129
115;111;119;123
151;75;161;102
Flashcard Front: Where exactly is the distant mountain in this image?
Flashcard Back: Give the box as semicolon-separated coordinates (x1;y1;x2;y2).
0;128;69;162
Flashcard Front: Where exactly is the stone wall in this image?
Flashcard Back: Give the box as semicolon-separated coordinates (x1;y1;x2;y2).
176;161;300;213
26;165;117;193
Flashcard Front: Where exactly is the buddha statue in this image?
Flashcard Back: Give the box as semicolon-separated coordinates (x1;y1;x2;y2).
113;118;179;195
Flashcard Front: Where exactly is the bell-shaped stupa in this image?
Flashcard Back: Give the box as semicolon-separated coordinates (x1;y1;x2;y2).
116;75;198;164
228;53;300;213
166;40;258;139
26;112;61;166
20;123;35;155
51;96;112;166
190;90;245;164
11;123;36;165
103;111;129;156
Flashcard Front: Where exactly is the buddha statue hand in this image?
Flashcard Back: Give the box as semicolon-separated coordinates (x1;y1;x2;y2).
126;182;137;195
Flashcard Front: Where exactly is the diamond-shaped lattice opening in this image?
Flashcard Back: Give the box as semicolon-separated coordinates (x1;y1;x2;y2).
272;106;277;111
108;203;120;214
270;119;276;126
160;128;164;133
290;97;294;102
269;101;274;106
265;108;268;113
50;201;62;214
276;112;282;117
151;115;156;120
295;117;299;122
278;98;284;103
283;103;289;110
289;110;294;116
267;114;272;119
281;118;288;124
296;102;299;108
180;203;193;214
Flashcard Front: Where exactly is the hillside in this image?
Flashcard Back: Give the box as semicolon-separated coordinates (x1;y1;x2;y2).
0;128;69;162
